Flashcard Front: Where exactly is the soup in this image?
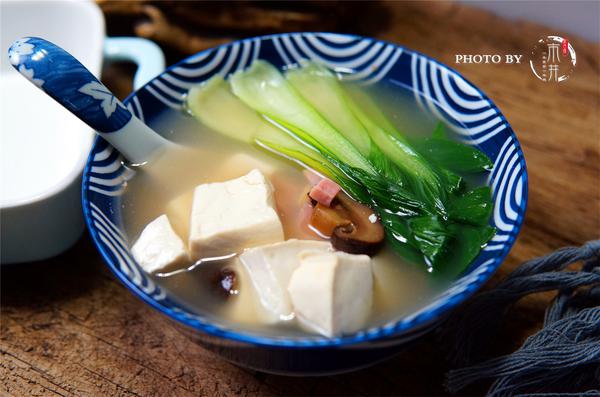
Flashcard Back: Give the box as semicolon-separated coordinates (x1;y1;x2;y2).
122;61;494;338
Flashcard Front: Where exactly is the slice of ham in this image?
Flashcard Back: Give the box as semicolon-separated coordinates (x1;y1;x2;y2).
309;178;341;207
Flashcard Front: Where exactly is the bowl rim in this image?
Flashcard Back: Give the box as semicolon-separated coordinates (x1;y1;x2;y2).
83;32;528;348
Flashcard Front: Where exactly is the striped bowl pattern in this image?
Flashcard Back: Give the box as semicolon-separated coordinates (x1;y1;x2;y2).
83;33;527;348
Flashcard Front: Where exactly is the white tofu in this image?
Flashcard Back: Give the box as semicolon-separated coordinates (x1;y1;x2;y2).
239;239;332;322
189;169;284;259
288;251;373;337
132;215;188;274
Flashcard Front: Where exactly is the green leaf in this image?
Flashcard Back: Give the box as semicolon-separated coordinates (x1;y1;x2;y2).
432;224;495;277
367;144;406;184
386;234;426;266
326;159;426;217
408;215;452;265
413;138;493;173
256;138;369;203
438;167;463;194
432;122;447;139
448;186;494;226
343;85;444;196
379;212;426;265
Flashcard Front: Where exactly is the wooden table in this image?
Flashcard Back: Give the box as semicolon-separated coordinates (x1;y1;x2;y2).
2;2;599;396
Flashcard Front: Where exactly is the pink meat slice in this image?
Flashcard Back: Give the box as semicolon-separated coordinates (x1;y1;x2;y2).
309;178;341;207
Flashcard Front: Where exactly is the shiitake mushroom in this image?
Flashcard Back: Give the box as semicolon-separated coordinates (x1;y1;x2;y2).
309;192;384;256
310;202;351;236
211;267;239;298
331;194;384;256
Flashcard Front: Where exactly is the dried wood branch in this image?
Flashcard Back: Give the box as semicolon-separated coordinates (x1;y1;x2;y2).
97;0;373;54
135;5;234;54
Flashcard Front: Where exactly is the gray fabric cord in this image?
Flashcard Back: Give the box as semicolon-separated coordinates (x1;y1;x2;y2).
441;240;600;396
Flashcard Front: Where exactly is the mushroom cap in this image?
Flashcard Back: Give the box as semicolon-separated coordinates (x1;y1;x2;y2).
309;192;385;256
331;194;385;256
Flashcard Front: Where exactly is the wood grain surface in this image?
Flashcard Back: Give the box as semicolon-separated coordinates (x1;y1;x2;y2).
2;2;599;396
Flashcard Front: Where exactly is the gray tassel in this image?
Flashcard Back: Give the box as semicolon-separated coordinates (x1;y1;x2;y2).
442;240;600;396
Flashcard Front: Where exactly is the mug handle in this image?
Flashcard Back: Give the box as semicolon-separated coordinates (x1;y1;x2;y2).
103;37;166;90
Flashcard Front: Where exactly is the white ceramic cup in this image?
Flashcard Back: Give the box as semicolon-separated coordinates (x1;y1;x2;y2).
0;0;165;264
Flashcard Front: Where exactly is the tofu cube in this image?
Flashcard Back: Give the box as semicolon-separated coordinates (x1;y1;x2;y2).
132;215;188;274
239;239;332;322
189;169;284;259
288;251;373;337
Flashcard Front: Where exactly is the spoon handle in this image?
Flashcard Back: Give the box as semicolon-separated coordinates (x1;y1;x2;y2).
8;37;168;164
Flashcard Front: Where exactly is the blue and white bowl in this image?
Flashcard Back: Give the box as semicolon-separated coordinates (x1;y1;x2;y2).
82;33;528;375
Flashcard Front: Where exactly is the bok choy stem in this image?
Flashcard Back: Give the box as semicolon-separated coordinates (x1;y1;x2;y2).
229;61;377;175
344;86;444;194
285;62;372;157
285;62;406;185
187;75;334;167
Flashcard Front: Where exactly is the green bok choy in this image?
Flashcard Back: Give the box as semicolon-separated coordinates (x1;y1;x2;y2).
186;60;495;275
